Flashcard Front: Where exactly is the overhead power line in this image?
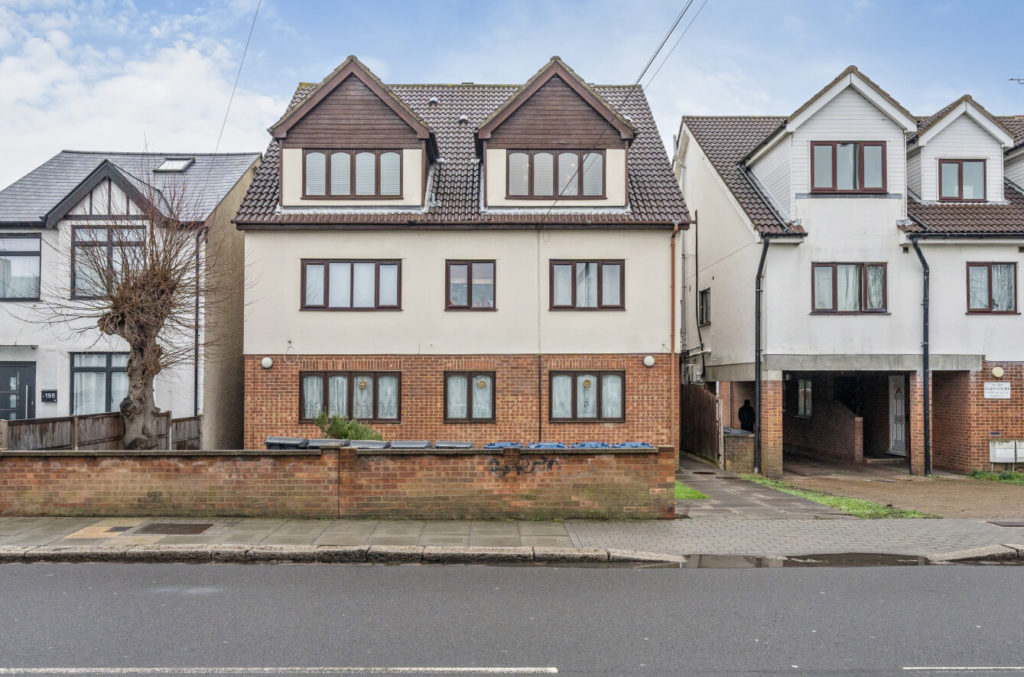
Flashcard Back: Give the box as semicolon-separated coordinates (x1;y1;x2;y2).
213;0;262;154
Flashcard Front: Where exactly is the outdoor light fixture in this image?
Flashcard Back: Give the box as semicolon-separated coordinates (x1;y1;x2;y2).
260;357;273;369
643;355;655;368
992;366;1005;379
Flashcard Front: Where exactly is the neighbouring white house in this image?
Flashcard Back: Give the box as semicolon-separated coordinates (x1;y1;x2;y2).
0;151;260;448
674;66;1024;476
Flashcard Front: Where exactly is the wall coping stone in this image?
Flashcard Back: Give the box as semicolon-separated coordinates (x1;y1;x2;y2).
356;447;663;456
0;449;333;458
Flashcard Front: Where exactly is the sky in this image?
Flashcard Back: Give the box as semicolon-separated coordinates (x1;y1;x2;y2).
1;0;1022;189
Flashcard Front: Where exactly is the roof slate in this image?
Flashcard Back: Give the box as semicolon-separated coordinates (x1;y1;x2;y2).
905;180;1024;235
681;116;800;235
0;151;260;226
236;80;688;227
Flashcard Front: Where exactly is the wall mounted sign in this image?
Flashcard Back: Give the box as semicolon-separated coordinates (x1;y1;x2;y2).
983;382;1011;399
41;390;57;403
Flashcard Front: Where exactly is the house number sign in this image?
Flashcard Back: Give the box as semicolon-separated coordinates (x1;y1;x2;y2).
983;382;1011;399
41;390;57;403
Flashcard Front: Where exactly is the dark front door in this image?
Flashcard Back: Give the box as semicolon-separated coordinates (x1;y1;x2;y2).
0;362;35;420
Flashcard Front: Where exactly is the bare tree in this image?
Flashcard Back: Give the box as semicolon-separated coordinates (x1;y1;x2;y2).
35;165;233;449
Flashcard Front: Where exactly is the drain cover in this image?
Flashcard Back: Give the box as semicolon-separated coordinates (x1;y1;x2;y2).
692;471;716;475
717;476;744;480
988;520;1024;528
136;523;213;535
105;526;132;533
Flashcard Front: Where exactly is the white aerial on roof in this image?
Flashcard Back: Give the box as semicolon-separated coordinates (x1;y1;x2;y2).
154;157;195;172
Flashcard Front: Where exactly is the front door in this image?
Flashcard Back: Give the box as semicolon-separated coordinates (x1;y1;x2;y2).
0;363;35;420
888;374;906;456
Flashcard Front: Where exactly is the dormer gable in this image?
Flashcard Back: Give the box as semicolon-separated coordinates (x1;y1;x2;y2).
477;57;634;148
478;58;634;209
273;57;436;208
50;160;166;227
787;66;917;134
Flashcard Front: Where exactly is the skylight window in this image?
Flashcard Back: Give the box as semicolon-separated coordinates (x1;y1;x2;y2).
154;158;194;172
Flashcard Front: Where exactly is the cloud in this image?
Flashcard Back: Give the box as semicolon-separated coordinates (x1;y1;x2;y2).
0;1;287;189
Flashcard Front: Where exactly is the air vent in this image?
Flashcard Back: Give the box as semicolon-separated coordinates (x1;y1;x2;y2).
428;96;439;106
457;114;470;124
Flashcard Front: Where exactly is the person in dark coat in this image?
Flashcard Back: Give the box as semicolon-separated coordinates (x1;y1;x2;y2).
738;399;755;432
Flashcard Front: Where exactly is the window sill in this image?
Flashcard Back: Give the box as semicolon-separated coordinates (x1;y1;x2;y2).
548;419;626;424
299;419;401;425
444;307;498;312
966;311;1020;315
299;307;403;312
548;307;626;312
796;192;901;199
0;298;41;302
443;419;497;424
698;321;711;327
810;311;891;316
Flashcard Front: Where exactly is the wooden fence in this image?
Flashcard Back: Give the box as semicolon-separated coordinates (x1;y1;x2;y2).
0;412;201;451
680;384;723;465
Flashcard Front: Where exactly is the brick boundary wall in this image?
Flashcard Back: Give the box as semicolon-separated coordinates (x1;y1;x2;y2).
0;450;339;517
0;446;676;520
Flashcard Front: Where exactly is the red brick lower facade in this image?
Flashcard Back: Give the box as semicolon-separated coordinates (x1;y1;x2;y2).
244;354;678;451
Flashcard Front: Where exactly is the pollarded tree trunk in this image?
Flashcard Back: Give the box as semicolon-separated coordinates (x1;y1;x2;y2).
120;341;163;450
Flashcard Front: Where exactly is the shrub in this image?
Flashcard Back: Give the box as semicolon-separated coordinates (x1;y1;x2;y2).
314;413;384;441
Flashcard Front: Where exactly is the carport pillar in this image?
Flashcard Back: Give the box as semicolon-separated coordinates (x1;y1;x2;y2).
758;378;784;478
908;371;932;476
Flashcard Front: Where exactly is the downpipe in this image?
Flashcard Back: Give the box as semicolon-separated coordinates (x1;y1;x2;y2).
910;237;931;476
754;237;770;475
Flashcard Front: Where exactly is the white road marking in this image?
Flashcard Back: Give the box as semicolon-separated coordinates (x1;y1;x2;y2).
0;669;558;675
904;669;1024;672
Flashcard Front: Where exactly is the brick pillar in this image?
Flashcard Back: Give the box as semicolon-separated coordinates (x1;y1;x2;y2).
907;371;931;476
759;379;783;478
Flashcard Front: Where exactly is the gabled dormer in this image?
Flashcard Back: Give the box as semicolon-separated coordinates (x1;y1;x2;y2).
476;57;634;208
908;95;1015;203
270;56;437;208
746;66;918;219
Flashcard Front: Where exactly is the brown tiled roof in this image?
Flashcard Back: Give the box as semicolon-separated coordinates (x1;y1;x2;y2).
911;95;1015;145
236;80;688;228
681;116;802;235
997;116;1024;149
904;180;1024;235
789;65;915;128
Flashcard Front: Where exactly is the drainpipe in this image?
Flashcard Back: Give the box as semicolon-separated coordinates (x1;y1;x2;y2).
910;236;931;476
194;230;202;417
693;212;706;377
670;221;680;459
754;237;771;475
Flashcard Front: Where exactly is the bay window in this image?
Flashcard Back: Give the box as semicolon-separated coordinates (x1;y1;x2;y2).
812;262;886;313
811;141;886;193
550;260;624;310
549;371;624;422
302;259;400;310
967;262;1016;313
444;372;495;422
300;371;400;422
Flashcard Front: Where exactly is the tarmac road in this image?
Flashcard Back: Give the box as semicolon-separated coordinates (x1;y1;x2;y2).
0;563;1022;676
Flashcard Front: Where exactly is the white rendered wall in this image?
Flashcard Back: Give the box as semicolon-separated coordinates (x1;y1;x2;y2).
243;228;679;356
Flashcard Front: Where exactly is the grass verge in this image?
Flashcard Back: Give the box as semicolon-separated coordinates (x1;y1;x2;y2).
741;475;936;519
675;481;708;500
970;470;1024;486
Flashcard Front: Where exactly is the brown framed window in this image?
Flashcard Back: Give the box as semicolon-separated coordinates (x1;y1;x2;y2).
967;262;1017;313
301;259;400;310
507;150;604;198
811;262;887;313
299;371;400;422
550;260;624;310
0;234;41;301
444;372;495;422
446;260;495;310
811;141;886;193
698;288;711;326
940;159;986;201
71;226;145;299
550;371;625;422
303;149;402;199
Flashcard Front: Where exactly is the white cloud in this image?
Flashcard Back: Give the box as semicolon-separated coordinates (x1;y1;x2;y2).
0;1;287;189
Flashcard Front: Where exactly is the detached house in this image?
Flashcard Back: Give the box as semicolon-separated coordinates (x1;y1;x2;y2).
236;56;688;449
0;151;260;448
674;66;1024;476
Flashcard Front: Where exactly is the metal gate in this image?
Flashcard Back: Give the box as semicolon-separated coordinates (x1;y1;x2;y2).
680;384;723;465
